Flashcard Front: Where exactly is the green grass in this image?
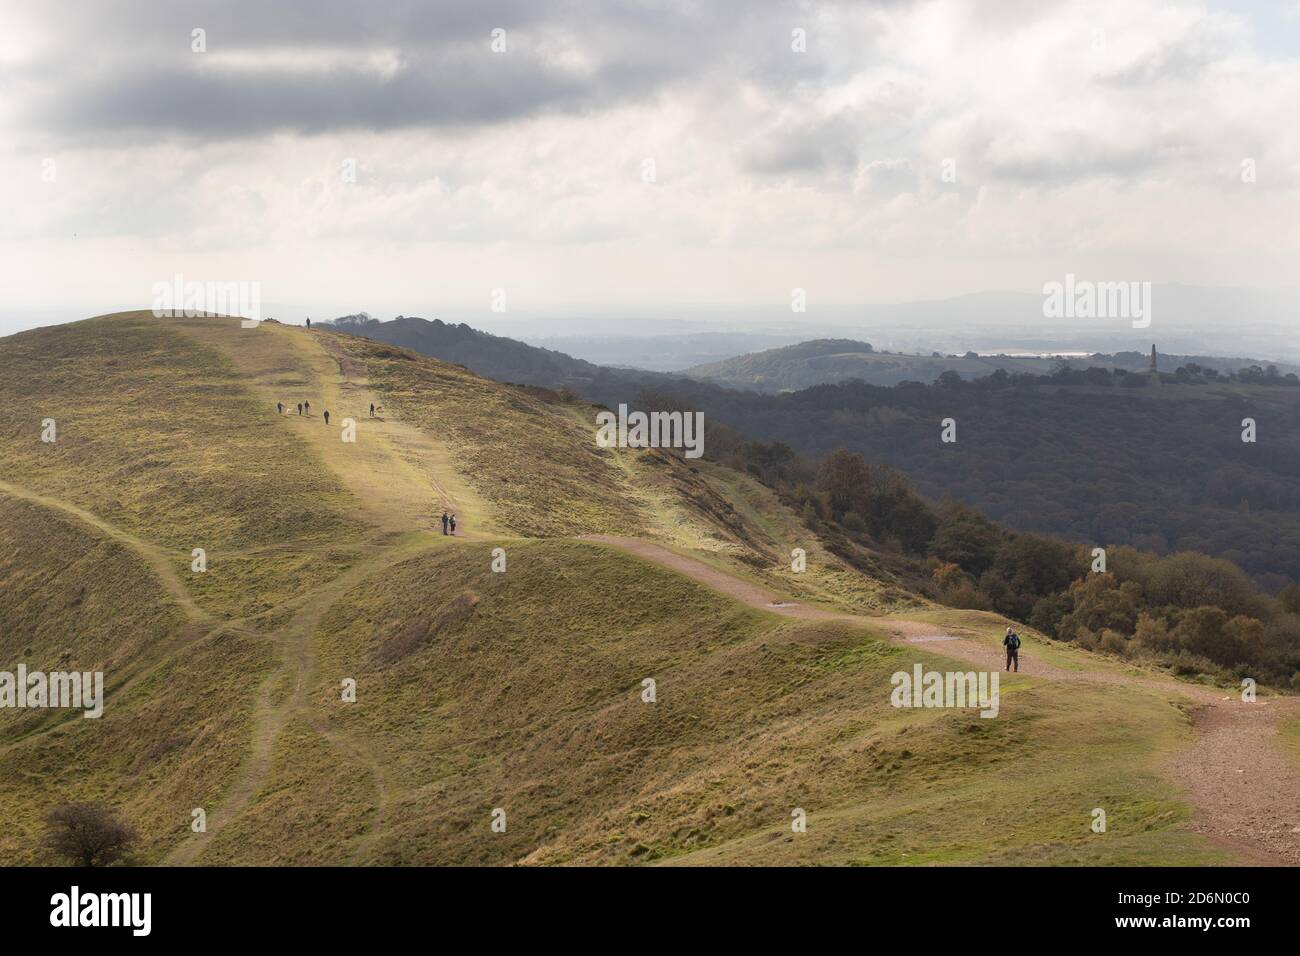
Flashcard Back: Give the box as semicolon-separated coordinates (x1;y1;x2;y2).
198;714;379;865
683;460;923;614
336;333;650;537
658;677;1221;866
0;313;366;619
0;313;1235;866
1279;713;1300;766
213;539;1222;867
0;497;276;864
0;494;188;681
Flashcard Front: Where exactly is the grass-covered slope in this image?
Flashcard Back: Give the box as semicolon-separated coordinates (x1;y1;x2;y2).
0;494;275;865
324;329;758;543
0;312;1247;866
295;541;1218;866
0;312;368;620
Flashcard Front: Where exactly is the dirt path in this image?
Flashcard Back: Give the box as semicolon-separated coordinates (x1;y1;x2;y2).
164;534;429;865
0;479;214;625
173;318;488;541
591;535;1300;865
309;333;488;538
1168;698;1300;865
580;535;844;619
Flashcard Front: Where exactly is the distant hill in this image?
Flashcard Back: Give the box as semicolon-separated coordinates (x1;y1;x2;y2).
683;338;1300;392
323;316;1300;397
322;313;608;388
520;330;807;372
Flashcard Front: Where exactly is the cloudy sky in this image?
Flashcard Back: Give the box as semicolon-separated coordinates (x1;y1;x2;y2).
1;0;1298;334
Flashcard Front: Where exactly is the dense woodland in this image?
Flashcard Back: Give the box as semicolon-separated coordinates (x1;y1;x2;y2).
611;365;1300;591
710;438;1300;687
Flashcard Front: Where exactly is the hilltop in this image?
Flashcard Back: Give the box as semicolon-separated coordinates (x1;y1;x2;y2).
2;312;1297;866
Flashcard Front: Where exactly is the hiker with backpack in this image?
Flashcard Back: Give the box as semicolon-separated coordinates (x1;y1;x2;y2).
304;400;311;416
441;511;449;535
1003;627;1021;672
449;513;457;535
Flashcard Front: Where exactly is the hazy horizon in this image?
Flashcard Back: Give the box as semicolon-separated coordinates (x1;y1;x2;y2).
6;279;1297;367
3;0;1299;345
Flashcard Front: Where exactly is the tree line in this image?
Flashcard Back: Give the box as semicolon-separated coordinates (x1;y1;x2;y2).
691;419;1300;688
599;364;1300;591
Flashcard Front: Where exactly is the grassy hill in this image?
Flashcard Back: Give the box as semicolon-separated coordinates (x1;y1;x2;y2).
0;311;1278;866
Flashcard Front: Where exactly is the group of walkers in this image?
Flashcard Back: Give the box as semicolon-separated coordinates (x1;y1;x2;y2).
273;396;460;537
274;399;379;421
276;399;330;424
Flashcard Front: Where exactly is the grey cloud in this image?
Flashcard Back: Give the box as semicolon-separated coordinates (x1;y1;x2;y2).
7;0;882;143
745;135;860;176
30;54;604;138
741;80;924;182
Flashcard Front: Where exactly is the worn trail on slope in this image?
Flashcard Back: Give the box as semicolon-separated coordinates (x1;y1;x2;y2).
589;535;1300;865
0;475;412;864
0;479;213;624
162;318;481;864
580;535;843;619
163;535;431;865
176;319;485;540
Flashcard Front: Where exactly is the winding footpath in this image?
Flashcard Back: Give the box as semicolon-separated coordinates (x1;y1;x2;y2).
588;534;1300;866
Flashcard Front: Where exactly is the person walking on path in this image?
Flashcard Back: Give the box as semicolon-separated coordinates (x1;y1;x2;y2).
277;401;283;415
306;317;311;330
323;410;330;425
297;402;302;415
449;513;457;535
1003;627;1021;672
441;511;449;535
304;400;311;416
370;402;375;417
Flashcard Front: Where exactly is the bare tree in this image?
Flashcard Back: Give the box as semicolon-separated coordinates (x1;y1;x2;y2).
43;802;138;867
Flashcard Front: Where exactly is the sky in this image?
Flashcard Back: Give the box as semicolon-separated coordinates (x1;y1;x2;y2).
1;0;1299;336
